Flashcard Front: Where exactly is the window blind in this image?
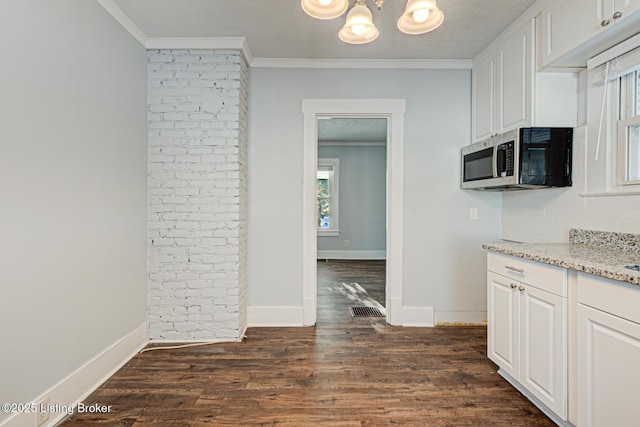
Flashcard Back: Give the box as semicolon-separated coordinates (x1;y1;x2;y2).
590;42;640;85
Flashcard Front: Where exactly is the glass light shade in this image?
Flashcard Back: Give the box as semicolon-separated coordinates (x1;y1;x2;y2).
338;3;379;44
397;0;444;35
301;0;349;20
412;8;430;23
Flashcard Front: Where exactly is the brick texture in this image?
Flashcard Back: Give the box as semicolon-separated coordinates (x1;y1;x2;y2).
147;49;248;340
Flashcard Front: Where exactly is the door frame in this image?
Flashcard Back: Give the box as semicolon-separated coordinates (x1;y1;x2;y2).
302;99;406;326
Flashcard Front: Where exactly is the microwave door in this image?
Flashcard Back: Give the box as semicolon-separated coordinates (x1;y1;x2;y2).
462;147;494;183
462;145;508;189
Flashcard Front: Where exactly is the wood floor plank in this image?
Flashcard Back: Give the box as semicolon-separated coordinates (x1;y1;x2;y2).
61;260;554;426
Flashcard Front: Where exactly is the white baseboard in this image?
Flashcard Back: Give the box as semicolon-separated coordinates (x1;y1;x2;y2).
147;338;242;344
435;310;487;325
388;297;403;326
0;322;147;427
316;250;386;260
247;306;304;327
402;306;435;327
303;297;315;326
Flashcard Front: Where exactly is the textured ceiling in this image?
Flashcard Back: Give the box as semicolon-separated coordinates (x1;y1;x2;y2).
112;0;538;60
318;118;388;143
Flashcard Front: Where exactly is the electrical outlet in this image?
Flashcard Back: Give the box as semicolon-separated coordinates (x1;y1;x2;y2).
344;240;349;247
36;395;50;427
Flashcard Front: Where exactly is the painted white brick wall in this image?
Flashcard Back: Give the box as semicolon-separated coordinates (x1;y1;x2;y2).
502;126;640;242
147;49;248;340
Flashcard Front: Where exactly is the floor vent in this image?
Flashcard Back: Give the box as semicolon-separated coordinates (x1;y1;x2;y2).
349;306;386;318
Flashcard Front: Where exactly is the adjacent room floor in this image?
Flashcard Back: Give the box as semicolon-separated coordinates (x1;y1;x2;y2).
62;260;554;426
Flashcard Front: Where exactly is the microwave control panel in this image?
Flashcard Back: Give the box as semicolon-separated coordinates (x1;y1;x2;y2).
497;141;515;177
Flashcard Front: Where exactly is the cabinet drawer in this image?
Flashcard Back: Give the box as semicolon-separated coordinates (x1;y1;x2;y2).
578;272;640;324
488;252;567;297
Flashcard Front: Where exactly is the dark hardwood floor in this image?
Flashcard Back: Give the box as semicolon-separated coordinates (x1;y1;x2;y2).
62;260;554;426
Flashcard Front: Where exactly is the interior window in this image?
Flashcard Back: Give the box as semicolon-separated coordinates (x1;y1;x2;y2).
317;170;332;229
317;158;340;236
618;70;640;185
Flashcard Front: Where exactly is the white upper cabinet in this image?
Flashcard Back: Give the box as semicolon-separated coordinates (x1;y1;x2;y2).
540;0;640;68
497;26;533;132
472;54;496;141
472;19;533;142
539;0;604;68
613;0;640;18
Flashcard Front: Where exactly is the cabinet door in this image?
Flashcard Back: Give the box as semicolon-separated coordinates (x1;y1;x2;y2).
487;272;519;379
520;284;567;419
612;0;640;20
540;0;605;67
496;19;533;133
472;53;495;142
578;304;640;427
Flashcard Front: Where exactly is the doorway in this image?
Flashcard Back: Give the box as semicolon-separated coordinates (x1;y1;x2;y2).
315;117;388;323
301;99;406;326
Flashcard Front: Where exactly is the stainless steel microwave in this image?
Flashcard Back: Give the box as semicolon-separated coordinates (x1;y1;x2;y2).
461;127;573;191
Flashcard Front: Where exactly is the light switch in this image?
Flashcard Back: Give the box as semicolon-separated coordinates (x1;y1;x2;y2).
470;208;478;221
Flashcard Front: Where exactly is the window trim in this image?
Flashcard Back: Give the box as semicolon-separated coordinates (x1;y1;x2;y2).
585;37;640;196
317;158;340;236
615;71;640;187
617;115;640;186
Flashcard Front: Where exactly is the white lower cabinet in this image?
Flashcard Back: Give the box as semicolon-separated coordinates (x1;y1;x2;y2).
577;273;640;427
488;253;568;421
488;272;520;378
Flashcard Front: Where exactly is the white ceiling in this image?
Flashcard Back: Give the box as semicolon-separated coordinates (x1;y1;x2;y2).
112;0;538;60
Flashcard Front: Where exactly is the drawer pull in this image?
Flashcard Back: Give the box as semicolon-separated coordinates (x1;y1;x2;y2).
510;283;518;289
601;19;610;26
505;265;525;274
518;286;525;292
612;11;623;19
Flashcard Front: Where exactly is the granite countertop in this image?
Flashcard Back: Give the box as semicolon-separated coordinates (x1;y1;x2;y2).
482;229;640;286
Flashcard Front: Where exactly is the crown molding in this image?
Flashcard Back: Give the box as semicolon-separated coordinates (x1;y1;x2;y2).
95;1;253;63
96;0;147;47
251;58;472;69
145;37;253;64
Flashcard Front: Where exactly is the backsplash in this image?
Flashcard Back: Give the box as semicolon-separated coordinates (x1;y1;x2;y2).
502;126;640;243
569;229;640;253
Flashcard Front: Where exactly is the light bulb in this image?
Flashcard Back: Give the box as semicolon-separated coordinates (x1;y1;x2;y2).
351;24;366;35
412;8;430;23
318;0;333;5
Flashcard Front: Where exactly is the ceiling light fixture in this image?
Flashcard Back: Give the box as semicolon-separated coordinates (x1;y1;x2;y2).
397;0;445;35
301;0;444;45
338;1;379;44
301;0;349;20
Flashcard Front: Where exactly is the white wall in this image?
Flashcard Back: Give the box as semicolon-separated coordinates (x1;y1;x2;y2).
502;134;640;242
248;68;502;323
317;144;386;257
0;0;147;420
502;71;640;242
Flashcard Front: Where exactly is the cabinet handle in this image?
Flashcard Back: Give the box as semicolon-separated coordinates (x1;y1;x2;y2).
612;11;623;19
601;19;610;26
505;265;525;274
518;285;525;292
510;283;518;289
